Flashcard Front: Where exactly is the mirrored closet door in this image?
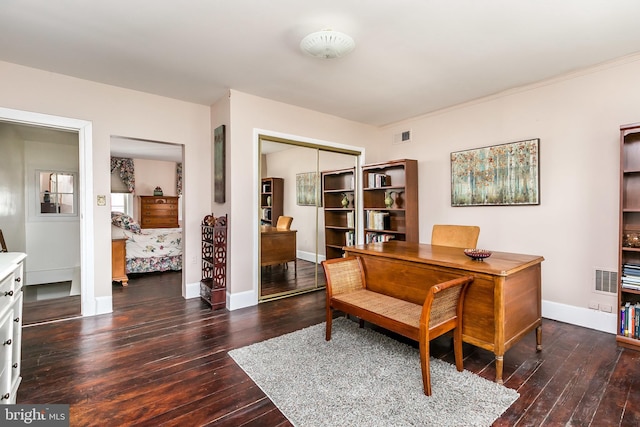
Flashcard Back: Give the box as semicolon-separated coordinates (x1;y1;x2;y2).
258;136;360;301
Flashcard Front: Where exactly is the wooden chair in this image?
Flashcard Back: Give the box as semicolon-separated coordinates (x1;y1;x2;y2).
276;215;293;230
431;224;480;248
0;229;7;252
274;216;295;272
322;256;473;395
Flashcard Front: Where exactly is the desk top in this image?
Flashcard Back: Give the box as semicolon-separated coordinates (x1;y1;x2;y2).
260;226;297;235
345;241;543;277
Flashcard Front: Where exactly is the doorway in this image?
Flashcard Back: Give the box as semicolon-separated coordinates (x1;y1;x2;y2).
109;136;185;309
258;135;361;301
0;121;83;324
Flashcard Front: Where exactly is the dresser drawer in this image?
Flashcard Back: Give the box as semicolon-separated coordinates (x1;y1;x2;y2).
141;197;178;206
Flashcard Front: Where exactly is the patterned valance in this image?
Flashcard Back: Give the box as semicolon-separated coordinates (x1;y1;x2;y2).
110;157;135;193
177;162;183;196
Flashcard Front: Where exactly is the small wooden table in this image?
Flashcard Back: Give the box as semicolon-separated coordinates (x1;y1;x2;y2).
111;238;128;286
260;226;297;273
344;241;544;384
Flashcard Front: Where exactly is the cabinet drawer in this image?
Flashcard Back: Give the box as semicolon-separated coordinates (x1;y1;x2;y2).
141;197;178;205
0;309;13;403
142;206;178;215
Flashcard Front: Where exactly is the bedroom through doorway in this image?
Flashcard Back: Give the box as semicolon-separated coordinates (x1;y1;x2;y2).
110;136;185;312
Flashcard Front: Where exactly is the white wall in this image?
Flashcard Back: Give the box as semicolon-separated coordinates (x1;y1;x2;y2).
373;55;640;332
0;60;211;313
224;90;378;308
0;125;25;252
24;140;80;286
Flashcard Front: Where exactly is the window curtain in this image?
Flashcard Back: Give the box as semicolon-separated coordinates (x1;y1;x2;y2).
176;162;183;196
110;157;135;193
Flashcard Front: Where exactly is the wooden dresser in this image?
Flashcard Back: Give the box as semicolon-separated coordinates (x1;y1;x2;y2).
139;196;179;229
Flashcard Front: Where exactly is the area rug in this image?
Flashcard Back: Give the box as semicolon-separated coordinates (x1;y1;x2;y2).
228;317;519;427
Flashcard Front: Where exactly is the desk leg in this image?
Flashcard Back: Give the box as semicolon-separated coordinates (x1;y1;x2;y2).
495;355;504;385
536;325;542;351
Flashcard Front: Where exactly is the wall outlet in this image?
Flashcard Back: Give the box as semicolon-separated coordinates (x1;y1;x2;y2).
191;256;197;265
600;304;613;313
97;195;106;206
588;301;599;310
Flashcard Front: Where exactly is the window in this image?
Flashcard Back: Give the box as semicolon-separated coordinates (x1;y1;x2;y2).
39;171;76;215
110;193;134;216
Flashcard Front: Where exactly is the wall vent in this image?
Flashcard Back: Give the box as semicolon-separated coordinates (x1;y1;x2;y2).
393;130;411;145
594;268;617;294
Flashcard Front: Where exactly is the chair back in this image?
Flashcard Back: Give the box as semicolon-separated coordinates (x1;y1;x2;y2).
0;229;7;252
276;216;293;230
431;225;480;248
321;256;366;298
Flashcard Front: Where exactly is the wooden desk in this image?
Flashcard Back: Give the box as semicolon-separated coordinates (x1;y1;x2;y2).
261;226;297;273
344;241;544;384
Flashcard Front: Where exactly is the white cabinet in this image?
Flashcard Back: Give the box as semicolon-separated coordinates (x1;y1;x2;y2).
0;253;25;404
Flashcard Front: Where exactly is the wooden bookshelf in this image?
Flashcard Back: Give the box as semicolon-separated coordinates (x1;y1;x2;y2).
260;177;283;226
362;159;418;243
322;168;356;260
618;123;640;350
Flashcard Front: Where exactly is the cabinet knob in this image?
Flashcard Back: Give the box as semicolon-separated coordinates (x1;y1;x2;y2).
12;363;17;369
3;339;11;346
0;393;9;400
4;291;13;297
15;277;20;283
13;317;19;323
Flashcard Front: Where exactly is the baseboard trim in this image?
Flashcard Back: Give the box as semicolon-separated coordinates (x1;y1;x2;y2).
542;299;616;334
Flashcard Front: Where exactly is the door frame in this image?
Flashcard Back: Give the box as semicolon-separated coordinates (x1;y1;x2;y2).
0;107;95;316
253;128;365;305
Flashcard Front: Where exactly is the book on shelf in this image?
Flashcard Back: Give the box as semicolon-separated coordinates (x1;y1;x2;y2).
366;210;390;230
620;301;640;338
346;211;354;228
367;173;390;188
622;283;640;291
365;232;395;243
344;230;355;246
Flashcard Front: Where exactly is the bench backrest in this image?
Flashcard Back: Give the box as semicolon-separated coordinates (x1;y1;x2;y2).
322;256;366;298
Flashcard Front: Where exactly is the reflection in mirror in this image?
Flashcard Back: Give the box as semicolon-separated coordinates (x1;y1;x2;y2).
39;171;76;214
259;138;360;302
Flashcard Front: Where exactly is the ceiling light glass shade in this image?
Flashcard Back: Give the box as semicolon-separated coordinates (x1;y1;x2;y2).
300;30;355;59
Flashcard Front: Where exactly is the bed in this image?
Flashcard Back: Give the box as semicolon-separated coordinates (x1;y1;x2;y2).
111;212;182;274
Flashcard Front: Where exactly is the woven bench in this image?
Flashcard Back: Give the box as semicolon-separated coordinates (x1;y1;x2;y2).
322;256;474;396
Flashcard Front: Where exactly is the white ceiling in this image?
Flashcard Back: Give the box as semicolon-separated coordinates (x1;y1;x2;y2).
2;1;640;127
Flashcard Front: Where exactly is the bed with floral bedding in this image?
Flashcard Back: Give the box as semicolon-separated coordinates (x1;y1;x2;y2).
111;212;182;274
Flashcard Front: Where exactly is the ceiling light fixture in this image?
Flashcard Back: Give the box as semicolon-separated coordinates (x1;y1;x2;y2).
300;29;355;59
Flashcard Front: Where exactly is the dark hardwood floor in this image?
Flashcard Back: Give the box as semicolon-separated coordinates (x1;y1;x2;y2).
18;274;640;426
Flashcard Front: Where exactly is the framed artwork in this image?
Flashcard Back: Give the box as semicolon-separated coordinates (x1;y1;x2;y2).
451;138;539;206
296;172;320;206
214;125;225;203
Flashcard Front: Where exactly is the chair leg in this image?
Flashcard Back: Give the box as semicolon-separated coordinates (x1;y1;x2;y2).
419;337;432;396
453;326;464;372
326;307;333;341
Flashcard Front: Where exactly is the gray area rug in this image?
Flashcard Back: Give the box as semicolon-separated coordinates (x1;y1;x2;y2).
229;317;519;426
